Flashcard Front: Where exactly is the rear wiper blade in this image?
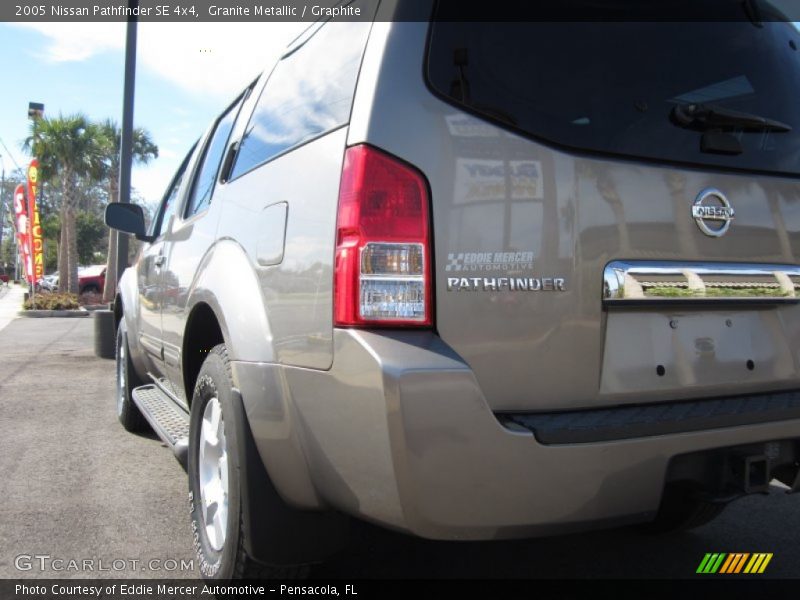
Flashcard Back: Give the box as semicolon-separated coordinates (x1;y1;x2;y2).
671;102;791;133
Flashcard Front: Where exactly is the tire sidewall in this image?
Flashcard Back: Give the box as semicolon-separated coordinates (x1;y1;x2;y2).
116;320;131;417
188;347;243;580
115;318;148;432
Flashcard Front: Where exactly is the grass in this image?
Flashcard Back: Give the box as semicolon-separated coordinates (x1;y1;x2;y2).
23;292;81;310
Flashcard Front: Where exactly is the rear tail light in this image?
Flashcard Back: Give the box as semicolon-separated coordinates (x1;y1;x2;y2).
334;144;432;327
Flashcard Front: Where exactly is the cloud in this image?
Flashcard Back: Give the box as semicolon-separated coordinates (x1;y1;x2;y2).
132;160;174;205
12;22;125;62
138;23;304;99
9;21;306;204
13;22;305;100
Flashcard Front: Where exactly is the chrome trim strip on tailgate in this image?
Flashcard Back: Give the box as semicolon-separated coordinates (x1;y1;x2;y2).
603;261;800;305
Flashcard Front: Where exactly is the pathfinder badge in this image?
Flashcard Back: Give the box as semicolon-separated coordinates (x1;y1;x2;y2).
447;276;566;292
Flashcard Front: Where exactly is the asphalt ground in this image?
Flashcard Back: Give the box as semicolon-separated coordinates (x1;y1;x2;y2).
0;317;195;580
0;314;798;581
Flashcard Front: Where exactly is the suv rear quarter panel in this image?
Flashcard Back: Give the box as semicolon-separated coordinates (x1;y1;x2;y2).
215;127;349;370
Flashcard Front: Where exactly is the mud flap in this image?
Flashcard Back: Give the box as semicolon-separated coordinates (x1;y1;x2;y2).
228;387;349;566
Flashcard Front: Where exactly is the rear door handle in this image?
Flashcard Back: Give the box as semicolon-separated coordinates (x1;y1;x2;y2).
154;255;166;267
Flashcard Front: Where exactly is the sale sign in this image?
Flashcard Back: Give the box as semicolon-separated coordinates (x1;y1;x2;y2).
13;184;31;281
26;160;44;283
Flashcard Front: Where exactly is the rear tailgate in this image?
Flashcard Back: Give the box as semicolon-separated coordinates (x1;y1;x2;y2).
423;16;800;412
434;149;800;411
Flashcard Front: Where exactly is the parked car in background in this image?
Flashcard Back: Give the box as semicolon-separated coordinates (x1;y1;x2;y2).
78;265;106;295
39;271;58;291
37;267;106;294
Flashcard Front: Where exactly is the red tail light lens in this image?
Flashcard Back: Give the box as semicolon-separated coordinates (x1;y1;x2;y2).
334;144;432;327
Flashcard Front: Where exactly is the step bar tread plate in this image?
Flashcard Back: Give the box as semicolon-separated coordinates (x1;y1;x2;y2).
132;384;189;448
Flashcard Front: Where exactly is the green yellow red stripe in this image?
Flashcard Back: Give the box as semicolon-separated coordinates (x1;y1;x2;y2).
710;553;726;573
699;552;772;574
732;553;749;574
719;554;736;574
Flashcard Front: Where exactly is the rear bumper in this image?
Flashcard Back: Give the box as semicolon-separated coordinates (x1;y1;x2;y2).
235;329;800;540
502;390;800;444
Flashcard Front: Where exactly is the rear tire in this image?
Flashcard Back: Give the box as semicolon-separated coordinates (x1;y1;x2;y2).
116;319;147;432
188;344;309;580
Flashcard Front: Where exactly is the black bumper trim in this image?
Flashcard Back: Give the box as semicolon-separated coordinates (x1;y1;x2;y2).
501;390;800;445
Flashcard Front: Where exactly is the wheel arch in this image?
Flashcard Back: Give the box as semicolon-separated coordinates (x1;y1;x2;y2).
181;241;324;510
113;293;123;328
115;267;148;379
184;239;277;365
182;301;225;406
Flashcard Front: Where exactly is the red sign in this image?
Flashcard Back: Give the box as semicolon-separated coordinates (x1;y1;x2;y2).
13;184;31;281
26;160;44;283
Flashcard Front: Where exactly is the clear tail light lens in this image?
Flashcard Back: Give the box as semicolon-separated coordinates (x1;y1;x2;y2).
334;144;432;327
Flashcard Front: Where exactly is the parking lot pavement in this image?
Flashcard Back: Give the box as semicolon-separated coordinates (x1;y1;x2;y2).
0;318;196;579
1;317;799;580
321;488;800;578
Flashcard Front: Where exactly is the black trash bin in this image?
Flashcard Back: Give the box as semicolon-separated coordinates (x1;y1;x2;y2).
93;310;116;359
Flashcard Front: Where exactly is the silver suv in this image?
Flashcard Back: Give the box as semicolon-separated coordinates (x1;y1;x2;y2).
106;1;800;579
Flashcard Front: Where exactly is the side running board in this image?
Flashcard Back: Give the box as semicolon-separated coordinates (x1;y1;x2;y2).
132;384;190;467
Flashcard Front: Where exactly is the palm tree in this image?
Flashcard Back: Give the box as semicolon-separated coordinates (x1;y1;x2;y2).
24;114;104;293
98;120;158;302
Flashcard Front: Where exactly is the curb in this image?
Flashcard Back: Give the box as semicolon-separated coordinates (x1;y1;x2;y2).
83;304;111;312
18;309;90;318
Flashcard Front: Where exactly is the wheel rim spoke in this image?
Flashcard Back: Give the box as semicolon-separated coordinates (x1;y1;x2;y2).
198;395;228;551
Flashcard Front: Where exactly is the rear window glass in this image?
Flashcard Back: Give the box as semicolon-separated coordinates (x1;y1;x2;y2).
427;11;800;176
231;19;371;179
152;144;196;237
185;96;242;218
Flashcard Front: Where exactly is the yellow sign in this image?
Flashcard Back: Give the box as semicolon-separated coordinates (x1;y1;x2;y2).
26;159;44;283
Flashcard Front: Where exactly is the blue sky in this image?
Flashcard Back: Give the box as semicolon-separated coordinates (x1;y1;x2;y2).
0;22;304;210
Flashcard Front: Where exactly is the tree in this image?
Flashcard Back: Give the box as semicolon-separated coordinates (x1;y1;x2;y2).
1;235;16;276
41;212;60;272
76;211;107;264
24;114;104;293
98;120;158;302
0;167;25;269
